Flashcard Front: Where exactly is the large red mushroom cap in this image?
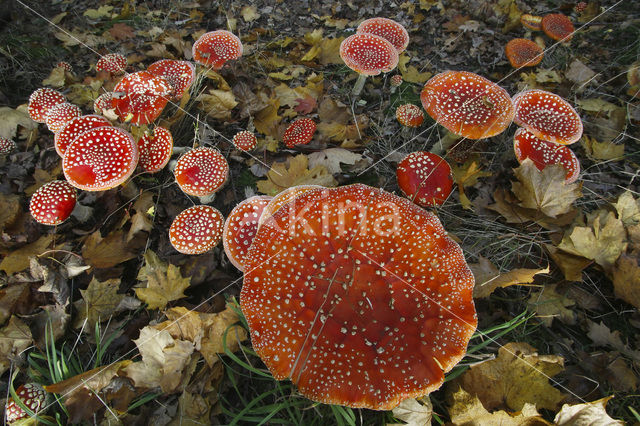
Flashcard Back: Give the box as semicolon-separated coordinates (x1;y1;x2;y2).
5;383;48;423
0;137;16;154
137;127;173;173
339;33;399;76
282;118;317;148
396;151;454;207
29;180;77;225
513;89;583;145
222;195;272;271
192;30;243;70
241;184;477;410
513;128;580;183
147;59;196;100
96;53;127;74
112;71;171;125
396;104;425;128
356;17;410;53
505;39;544;68
541;13;574;42
63;126;139;191
420;71;514;139
232;130;258;152
169;205;225;255
258;185;323;227
28;88;65;123
45;102;83;133
174;147;229;197
54;114;111;157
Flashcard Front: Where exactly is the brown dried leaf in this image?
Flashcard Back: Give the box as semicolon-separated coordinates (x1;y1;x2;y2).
108;23;135;41
614;191;640;226
241;5;260;22
388;397;432;426
527;284;576;327
0;193;21;233
197;89;238;120
611;255;640;309
135;250;190;310
254;96;282;138
554;396;624;425
82;230;138;269
587;321;640;362
470;256;549;298
73;277;125;329
307;148;364;174
257;154;337;196
0;316;32;375
0;234;54;275
545;244;592;282
581;136;624;161
0;106;38;140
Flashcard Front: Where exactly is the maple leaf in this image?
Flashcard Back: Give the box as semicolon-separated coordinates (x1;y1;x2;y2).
614;191;640;226
388;397;432;426
0;316;32;375
82;230;139;269
42;66;66;88
108;23;135;41
469;256;549;298
196;89;238;120
126;191;155;242
257;154;337;196
452;160;492;210
135;250;190;310
489;189;577;230
554;396;624;425
254;96;282;138
294;95;317;114
73;277;125;329
307;148;364;174
611;255;640;309
545;244;592;282
587;320;640;362
527;284;576;327
581;136;624;161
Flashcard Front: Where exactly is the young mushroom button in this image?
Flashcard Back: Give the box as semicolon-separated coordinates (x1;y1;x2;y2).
232;130;258;152
513;128;580;183
27;88;65;123
169;205;225;255
29;180;77;225
283;118;317;148
0;137;16;155
520;14;543;31
96;53;127;74
112;71;171;125
223;196;273;271
356;17;410;53
396;104;425;128
174;147;229;197
192;30;243;70
396;151;454;207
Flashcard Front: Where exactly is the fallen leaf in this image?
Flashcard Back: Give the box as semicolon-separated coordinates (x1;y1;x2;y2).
127;191;155;242
587;321;640;362
307;148;364;174
452;160;492;210
388;397;432;426
577;98;621;115
0;316;33;375
318;37;345;65
0;193;21;233
197;89;237;120
470;256;549;298
254;96;282;138
0;106;38;139
611;255;640;309
169;391;211;425
565;59;596;86
0;283;30;325
241;5;260;22
401;66;432;84
135;250;190;310
294;95;317;114
42;66;67;88
554;396;624;425
83;5;114;19
545;244;592;282
581;136;624;161
527;284;576;326
82;230;139;269
614;191;640;226
108;23;135;41
257;154;337;196
0;235;54;275
73;277;125;329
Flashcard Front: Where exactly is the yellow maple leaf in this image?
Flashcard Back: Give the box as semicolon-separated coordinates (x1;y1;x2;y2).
318;37;345;65
197;89;238;120
135;250;191;310
257;154;337;196
401;65;432;84
254;96;282;138
73;277;125;328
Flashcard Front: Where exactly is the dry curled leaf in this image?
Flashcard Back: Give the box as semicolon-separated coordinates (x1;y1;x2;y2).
527;284;576;327
197;89;238;120
73;277;125;329
307;148;364;174
554;396;624;426
135;250;190;310
0;316;33;375
0;234;55;275
0;106;38;140
470;256;549;298
388;397;432;426
581;136;624;161
611;255;640;309
257;154;337;196
82;230;139;269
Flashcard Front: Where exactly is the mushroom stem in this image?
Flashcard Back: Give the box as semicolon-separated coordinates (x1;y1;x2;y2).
351;74;367;97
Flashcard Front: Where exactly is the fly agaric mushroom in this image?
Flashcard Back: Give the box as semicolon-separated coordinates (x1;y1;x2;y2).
283;118;317;148
339;33;399;97
96;53;127;74
112;71;171;125
147;59;196;100
29;180;77;225
27;88;65;123
0;137;16;154
541;13;574;42
257;184;323;227
94;92;115;115
192;30;243;70
513;128;580;183
356;17;410;53
223;195;273;271
396;151;454;207
169;205;225;255
54;114;111;157
390;75;403;88
505;38;543;68
520;14;542;31
137;126;173;173
174;147;229;197
232;130;258;152
420;70;514;139
241;183;477;410
45;102;82;133
513;89;583;145
5;383;48;423
56;61;72;72
396;104;425;128
63;126;139;191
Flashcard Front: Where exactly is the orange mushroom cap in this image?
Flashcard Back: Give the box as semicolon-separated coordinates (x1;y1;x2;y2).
395;104;425;128
174;147;229;197
541;13;574;41
169;205;224;255
192;30;243;70
0;137;16;154
241;184;477;410
112;71;171;125
505;38;543;68
54;114;111;157
45;102;82;133
283;118;317;148
357;17;409;53
148;59;195;100
137;127;173;173
27;88;65;123
222;195;273;271
96;53;127;74
232;130;258;152
63;126;139;191
396;152;454;207
420;71;515;139
513;128;580;183
513;89;583;145
339;33;399;76
520;14;542;31
29;180;77;225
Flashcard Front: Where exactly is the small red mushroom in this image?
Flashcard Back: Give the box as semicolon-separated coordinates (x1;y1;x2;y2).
27;88;65;123
29;180;77;225
45;102;83;133
56;61;72;72
112;71;171;125
520;14;542;31
54;114;111;157
396;104;425;128
93;92;115;115
541;13;574;42
356;17;410;53
390;74;403;88
174;147;229;197
223;195;273;271
137;127;173;173
96;53;127;74
513;128;580;183
512;89;583;145
420;70;514;139
63;126;139;191
232;130;258;152
396;151;454;207
5;383;48;423
505;39;544;68
0;137;16;154
147;59;196;100
192;30;243;70
283;118;317;148
169;205;225;255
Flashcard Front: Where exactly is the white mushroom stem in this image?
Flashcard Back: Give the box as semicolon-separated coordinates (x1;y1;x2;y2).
352;74;368;97
199;193;216;204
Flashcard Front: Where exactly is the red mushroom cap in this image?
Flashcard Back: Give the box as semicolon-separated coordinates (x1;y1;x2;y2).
192;30;243;70
541;13;574;42
5;383;48;423
505;38;544;68
339;33;399;76
241;184;477;410
27;88;66;123
222;195;273;271
174;147;229;197
54;114;111;157
147;59;196;100
513;128;580;183
390;75;403;87
29;180;77;225
420;70;515;139
112;71;171;125
45;102;83;133
258;185;323;227
520;14;542;31
396;104;425;128
137;126;173;173
232;130;258;152
96;53;127;74
94;92;115;115
513;89;583;145
396;151;454;207
356;17;410;53
63;126;139;191
0;137;16;154
56;61;73;72
169;205;225;255
283;118;317;148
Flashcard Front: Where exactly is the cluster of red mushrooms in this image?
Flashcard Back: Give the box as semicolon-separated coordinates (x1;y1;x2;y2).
8;10;589;420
